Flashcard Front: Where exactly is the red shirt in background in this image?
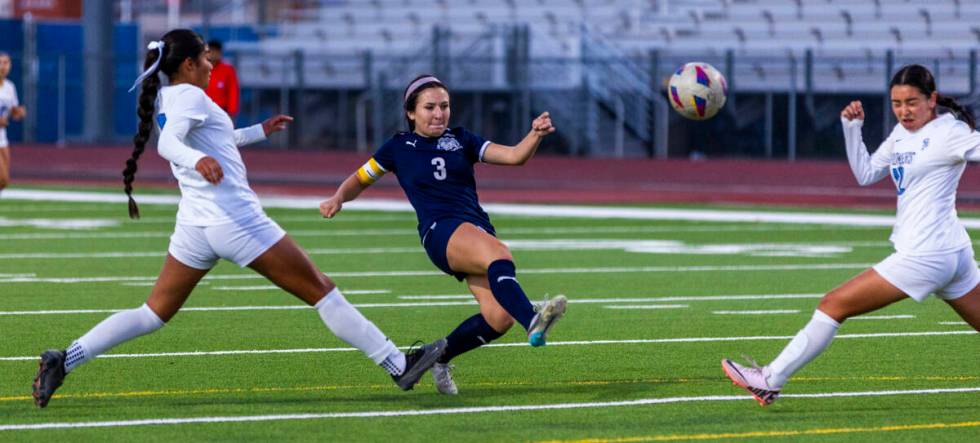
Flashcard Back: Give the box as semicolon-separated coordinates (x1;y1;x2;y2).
206;60;240;117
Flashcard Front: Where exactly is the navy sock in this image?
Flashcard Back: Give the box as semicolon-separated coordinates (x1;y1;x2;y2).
487;259;536;330
438;313;504;363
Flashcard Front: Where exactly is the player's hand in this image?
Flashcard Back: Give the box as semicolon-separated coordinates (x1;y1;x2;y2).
841;101;864;121
531;112;555;137
195;156;224;185
262;114;293;135
319;197;342;219
0;115;7;128
10;106;26;120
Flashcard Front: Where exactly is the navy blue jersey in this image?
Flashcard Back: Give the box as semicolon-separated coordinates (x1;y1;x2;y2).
372;127;495;239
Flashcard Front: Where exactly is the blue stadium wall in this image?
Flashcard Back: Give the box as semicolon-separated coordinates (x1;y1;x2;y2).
0;19;139;143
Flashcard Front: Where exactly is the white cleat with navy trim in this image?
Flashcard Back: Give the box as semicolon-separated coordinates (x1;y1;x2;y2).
721;358;781;406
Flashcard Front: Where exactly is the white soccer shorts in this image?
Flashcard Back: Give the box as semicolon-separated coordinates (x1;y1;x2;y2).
168;215;286;270
873;246;980;302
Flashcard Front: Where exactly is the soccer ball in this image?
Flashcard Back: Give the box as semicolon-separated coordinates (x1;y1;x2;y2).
667;62;728;120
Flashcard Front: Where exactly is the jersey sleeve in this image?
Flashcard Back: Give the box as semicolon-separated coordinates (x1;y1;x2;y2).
455;127;490;163
372;137;397;172
166;87;209;125
10;83;18;106
233;123;266;147
355;137;397;185
156;88;210;168
946;120;980;162
842;117;892;186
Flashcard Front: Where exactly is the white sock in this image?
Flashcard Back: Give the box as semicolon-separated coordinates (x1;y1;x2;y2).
767;309;840;388
315;288;402;369
64;303;164;373
380;352;407;377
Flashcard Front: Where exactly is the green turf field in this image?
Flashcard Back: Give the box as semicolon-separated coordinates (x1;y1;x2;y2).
0;188;977;442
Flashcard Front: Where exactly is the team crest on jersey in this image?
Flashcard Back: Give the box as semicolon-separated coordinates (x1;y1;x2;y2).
437;134;463;152
921;138;930;151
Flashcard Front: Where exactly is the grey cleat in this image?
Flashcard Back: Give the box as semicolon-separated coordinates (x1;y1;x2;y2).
392;338;447;391
431;362;458;395
32;349;67;408
528;294;567;347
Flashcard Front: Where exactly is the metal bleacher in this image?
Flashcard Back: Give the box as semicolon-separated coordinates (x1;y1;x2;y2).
224;0;979;157
230;0;979;94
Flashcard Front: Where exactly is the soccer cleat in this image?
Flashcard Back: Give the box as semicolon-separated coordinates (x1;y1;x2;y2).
431;362;458;395
32;349;67;408
528;294;567;347
721;358;781;407
392;338;446;391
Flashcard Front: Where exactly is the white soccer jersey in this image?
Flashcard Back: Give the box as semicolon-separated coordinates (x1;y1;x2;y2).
844;113;980;255
0;79;20;148
156;84;267;226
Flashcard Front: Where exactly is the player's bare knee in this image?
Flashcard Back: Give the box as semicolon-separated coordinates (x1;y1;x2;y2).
484;308;515;332
817;294;849;322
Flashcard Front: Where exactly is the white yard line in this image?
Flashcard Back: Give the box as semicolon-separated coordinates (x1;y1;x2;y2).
0;293;827;316
0;227;893;242
207;287;390;294
397;295;476;300
850;315;915;320
603;304;689;309
1;387;977;431
0;330;973;362
713;310;802;315
0;263;879;284
10;188;980;228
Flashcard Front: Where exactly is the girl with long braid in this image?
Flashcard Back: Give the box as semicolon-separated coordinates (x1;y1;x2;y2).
722;64;980;407
32;30;444;408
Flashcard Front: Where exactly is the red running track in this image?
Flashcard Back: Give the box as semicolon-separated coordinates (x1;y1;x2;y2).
10;144;980;209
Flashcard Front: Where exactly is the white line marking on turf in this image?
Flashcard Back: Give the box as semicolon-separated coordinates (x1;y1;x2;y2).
0;225;887;241
1;387;977;431
0;294;826;316
0;216;120;230
0;263;880;284
0;331;973;362
713;310;801;315
0;240;868;260
603;304;688;309
397;295;473;300
209;287;390;294
938;321;969;325
13;188;980;228
850;315;915;320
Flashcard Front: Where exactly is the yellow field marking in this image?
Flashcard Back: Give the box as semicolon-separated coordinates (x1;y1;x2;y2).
546;421;980;442
2;375;978;403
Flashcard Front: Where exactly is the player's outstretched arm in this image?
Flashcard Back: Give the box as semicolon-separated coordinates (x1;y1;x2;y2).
840;100;889;186
234;114;292;147
320;172;371;218
483;112;555;166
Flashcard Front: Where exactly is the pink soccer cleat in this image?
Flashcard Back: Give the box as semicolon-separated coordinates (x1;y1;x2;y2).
721;358;781;407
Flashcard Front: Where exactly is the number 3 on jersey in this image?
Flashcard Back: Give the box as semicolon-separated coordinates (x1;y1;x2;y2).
432;157;446;180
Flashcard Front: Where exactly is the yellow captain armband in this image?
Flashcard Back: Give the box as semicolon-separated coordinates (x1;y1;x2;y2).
356;157;387;185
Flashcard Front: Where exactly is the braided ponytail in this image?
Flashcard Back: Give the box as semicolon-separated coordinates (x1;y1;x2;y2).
124;52;162;219
937;94;976;130
122;29;206;219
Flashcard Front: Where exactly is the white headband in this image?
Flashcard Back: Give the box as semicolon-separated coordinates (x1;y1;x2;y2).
128;41;165;93
404;76;442;102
